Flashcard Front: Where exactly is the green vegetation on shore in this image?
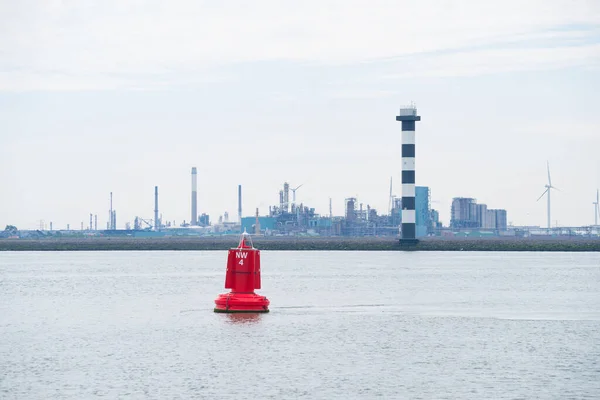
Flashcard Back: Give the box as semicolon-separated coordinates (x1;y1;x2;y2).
1;236;599;252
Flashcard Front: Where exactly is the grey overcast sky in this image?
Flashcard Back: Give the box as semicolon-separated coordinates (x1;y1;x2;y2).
1;0;599;230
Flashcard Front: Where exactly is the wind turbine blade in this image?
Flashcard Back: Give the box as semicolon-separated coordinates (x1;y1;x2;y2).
547;161;552;186
597;189;599;203
536;188;549;202
551;186;560;192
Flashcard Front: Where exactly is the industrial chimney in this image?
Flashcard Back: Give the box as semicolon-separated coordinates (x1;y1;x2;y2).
191;167;198;225
109;192;113;230
238;184;242;224
154;186;159;231
255;207;261;234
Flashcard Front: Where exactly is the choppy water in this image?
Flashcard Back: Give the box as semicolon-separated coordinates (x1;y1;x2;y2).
1;251;599;399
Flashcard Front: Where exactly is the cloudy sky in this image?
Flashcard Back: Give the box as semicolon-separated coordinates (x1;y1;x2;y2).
1;0;599;230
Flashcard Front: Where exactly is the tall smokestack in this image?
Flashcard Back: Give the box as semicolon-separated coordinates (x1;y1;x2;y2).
89;213;92;231
255;207;260;234
154;186;159;231
94;215;97;231
109;192;113;230
238;184;242;224
191;167;198;225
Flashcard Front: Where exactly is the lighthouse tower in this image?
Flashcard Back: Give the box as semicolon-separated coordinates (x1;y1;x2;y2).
396;104;421;245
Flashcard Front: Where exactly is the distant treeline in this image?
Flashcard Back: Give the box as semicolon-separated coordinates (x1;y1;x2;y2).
1;236;599;251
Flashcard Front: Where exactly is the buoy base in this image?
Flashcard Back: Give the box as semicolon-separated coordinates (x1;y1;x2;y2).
213;292;270;313
213;308;269;314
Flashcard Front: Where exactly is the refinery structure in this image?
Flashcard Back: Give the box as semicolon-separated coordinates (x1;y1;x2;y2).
6;105;600;240
29;168;596;239
18;179;447;239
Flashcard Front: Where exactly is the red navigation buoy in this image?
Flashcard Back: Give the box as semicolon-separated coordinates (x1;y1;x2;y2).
214;231;270;313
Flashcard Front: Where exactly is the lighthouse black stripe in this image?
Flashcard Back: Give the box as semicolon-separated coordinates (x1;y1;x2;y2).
402;144;415;157
401;197;415;210
402;170;415;184
401;223;416;239
401;121;415;131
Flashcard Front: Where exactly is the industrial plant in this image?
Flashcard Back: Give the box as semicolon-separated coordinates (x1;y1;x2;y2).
4;105;600;240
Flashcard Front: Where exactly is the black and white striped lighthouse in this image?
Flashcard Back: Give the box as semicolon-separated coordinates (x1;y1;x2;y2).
396;104;421;244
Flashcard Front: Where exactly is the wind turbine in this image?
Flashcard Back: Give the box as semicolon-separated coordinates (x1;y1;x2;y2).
536;161;559;229
593;189;599;226
291;184;303;204
289;183;304;220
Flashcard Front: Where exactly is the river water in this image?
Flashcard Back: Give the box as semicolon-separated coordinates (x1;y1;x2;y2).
1;251;599;399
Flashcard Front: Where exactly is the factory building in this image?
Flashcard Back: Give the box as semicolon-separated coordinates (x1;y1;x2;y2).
415;186;430;237
241;216;276;234
345;198;357;222
476;204;488;228
484;209;496;229
492;209;507;231
451;197;507;231
450;198;479;228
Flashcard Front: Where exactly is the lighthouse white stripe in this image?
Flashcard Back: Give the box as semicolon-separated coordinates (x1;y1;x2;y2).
402;157;415;171
402;184;415;197
402;209;416;223
402;131;415;145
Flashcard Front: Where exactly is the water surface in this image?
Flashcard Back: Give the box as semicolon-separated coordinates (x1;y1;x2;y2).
1;251;599;399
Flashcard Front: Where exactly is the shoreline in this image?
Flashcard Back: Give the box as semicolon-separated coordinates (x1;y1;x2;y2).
1;236;600;252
